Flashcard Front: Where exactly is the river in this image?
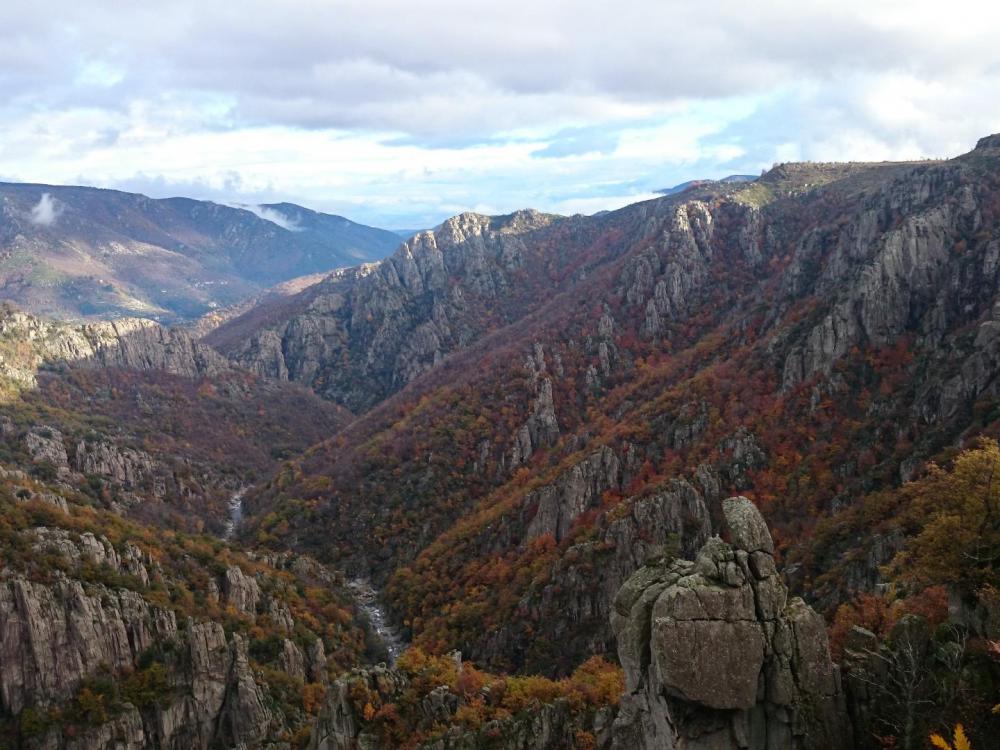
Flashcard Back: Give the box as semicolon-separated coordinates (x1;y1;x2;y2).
221;488;405;663
348;578;407;664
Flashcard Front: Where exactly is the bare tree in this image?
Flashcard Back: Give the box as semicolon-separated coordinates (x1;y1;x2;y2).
849;620;940;750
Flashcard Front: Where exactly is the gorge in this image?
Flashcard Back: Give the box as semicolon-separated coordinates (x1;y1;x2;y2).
0;135;999;748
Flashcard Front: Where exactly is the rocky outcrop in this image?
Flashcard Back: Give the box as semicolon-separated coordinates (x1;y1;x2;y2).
780;168;988;389
611;497;850;749
266;598;296;633
0;305;229;389
222;565;261;615
510;378;561;469
30;527;153;586
524;445;637;542
216;634;275;747
309;666;404;750
74;440;156;490
7;420;244;525
620;201;719;338
927;295;1000;421
15;612;276;750
0;523;349;749
82;318;229;377
0;511;362;750
208;210;557;411
0;576;171;715
24;427;70;476
279;638;307;682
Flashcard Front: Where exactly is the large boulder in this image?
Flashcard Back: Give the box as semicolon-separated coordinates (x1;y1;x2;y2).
722;495;775;553
610;496;851;749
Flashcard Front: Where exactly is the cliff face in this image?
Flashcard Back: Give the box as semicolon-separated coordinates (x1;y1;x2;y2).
0;576;275;749
208;209;567;411
777;165;991;393
0;305;228;389
611;497;850;750
0;488;367;749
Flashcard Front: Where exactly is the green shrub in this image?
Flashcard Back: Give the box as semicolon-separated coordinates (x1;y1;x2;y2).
121;663;171;708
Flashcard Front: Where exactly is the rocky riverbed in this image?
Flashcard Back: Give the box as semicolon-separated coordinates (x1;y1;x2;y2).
348;578;407;664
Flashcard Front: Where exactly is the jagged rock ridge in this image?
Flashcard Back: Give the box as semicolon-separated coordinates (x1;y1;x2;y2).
208;209;563;411
0;304;227;388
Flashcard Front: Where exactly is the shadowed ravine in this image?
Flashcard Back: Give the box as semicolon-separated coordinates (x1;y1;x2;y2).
224;488;407;663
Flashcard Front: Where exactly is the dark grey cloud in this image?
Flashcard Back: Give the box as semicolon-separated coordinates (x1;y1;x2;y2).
1;1;996;138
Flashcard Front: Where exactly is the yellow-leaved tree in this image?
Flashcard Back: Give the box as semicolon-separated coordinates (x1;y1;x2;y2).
901;439;1000;591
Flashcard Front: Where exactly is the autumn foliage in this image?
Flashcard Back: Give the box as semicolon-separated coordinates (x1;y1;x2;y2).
348;648;624;747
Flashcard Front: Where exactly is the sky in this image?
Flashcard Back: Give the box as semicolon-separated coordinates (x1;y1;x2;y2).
1;1;999;229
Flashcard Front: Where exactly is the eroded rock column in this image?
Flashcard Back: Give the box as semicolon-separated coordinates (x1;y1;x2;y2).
610;496;851;750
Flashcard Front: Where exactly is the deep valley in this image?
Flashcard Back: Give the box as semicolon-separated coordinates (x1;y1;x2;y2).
1;136;999;749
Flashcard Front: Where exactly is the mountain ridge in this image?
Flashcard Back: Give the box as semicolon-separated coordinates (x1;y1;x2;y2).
0;181;400;323
231;136;1000;686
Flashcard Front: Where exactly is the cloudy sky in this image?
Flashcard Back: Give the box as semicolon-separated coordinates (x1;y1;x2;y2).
2;1;999;228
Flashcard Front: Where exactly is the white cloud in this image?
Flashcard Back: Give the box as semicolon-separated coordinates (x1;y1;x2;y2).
75;60;125;88
29;193;62;226
236;204;303;231
0;1;997;226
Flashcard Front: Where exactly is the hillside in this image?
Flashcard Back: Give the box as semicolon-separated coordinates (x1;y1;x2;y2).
221;137;1000;743
0;183;400;322
0;473;372;748
205;208;580;412
0;305;630;750
0;308;374;748
0;304;350;533
1;138;999;749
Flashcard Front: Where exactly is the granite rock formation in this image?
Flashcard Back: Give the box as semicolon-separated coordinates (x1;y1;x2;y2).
610;497;851;749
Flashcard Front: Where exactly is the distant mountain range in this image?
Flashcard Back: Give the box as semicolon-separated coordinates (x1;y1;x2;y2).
0;182;401;322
